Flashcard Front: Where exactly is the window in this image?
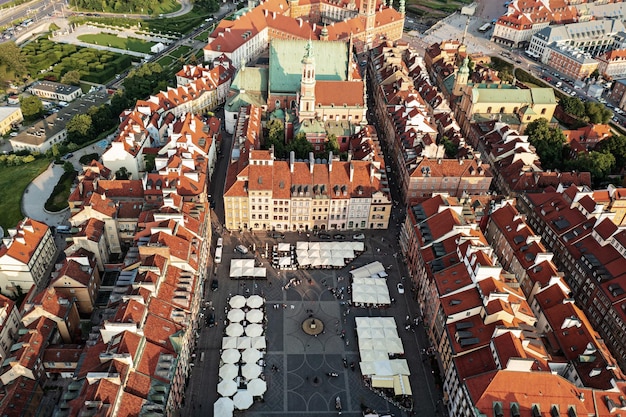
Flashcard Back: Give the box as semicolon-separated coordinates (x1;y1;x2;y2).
541;108;546;114
500;107;505;113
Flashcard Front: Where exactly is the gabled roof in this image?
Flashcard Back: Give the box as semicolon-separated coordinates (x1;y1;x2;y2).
0;218;50;265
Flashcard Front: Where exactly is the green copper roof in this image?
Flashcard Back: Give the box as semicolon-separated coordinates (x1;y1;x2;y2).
269;40;348;95
530;88;557;104
231;67;268;93
295;118;326;135
225;91;267;113
471;86;555;105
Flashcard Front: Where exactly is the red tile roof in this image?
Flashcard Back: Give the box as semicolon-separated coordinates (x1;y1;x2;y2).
0;218;50;265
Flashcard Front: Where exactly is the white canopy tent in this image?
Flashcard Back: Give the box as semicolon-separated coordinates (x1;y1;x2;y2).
277;242;291;252
222;337;238;350
233;390;254;410
350;261;386;279
295;241;365;268
230;259;267;279
214;397;234;417
250;337;266;350
236;337;251;350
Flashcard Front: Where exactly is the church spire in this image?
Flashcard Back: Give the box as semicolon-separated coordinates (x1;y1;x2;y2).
399;0;405;15
299;40;316;119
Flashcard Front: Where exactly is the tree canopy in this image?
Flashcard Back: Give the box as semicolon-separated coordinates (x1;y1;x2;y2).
20;96;43;120
61;70;81;86
66;113;93;144
525;118;566;169
597;134;626;169
0;42;28;90
289;133;314;159
123;62;168;102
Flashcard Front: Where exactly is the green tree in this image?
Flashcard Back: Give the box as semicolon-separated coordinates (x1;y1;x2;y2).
88;105;114;134
116;167;130;179
584;101;612;124
63;161;75;173
49;22;60;31
61;70;82;86
20;96;44;120
439;136;458;158
0;42;28;90
66;113;93;144
324;134;339;156
288;133;314;159
597;135;626;169
264;119;286;158
560;96;585;118
525;118;566;170
571;151;615;183
51;144;60;159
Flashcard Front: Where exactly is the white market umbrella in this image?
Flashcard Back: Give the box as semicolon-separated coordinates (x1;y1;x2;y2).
233;390;254;410
219;364;238;380
250;337;266;350
222;337;238;350
222;349;241;364
246;378;267;396
246;309;264;323
236;336;251;350
246;295;264;308
229;295;246;309
241;363;262;380
228;309;245;322
214;397;234;417
241;348;262;364
217;379;238;397
226;323;244;337
245;323;264;337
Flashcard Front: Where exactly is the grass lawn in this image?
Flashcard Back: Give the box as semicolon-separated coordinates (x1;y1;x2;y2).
195;28;211;42
156;55;174;67
77;33;156;54
169;45;191;59
150;0;182;15
0;158;50;233
146;5;213;35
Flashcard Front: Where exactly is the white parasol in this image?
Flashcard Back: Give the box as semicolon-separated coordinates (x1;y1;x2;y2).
228;309;245;322
221;349;241;364
219;364;238;380
241;348;262;364
229;295;246;309
246;295;264;308
241;363;262;380
233;390;254;410
246;378;267;396
245;323;264;337
217;379;238;397
213;397;234;417
222;337;238;350
236;336;251;350
226;323;244;337
246;309;264;323
250;337;266;350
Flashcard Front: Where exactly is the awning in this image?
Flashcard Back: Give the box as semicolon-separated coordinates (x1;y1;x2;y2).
394;375;412;396
371;376;394;388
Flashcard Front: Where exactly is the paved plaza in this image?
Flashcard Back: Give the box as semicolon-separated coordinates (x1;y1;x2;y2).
181;223;444;417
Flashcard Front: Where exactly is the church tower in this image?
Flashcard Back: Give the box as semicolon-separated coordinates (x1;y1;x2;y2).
453;57;470;96
359;0;377;33
299;40;316;120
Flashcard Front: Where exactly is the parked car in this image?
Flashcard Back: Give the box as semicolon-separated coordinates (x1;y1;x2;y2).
333;234;346;241
353;233;365;240
270;231;285;239
206;312;216;327
397;283;405;294
216;237;223;248
211;279;219;291
235;244;249;254
318;233;331;240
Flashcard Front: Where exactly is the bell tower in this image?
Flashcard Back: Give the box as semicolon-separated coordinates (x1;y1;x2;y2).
360;0;377;32
299;40;316;120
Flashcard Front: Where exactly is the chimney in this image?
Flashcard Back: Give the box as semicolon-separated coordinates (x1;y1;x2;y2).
347;150;353;161
309;152;314;174
290;151;295;173
298;18;303;28
328;153;333;172
349;162;354;182
370;163;375;183
313;23;316;31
